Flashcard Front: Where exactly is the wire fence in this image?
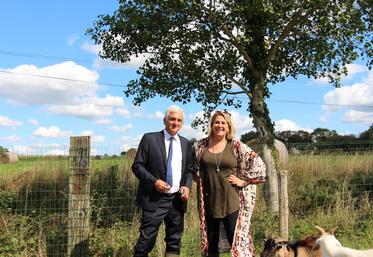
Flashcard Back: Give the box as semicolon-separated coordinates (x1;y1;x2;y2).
0;140;372;256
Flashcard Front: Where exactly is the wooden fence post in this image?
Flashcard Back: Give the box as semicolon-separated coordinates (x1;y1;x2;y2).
279;170;289;240
67;136;91;257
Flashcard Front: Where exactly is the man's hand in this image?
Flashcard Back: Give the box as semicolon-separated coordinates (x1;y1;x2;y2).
154;179;170;193
179;186;190;201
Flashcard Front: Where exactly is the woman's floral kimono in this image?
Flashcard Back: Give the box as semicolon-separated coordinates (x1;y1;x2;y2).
193;138;266;257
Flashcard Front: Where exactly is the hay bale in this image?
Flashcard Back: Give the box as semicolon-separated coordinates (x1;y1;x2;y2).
0;151;19;163
125;148;137;160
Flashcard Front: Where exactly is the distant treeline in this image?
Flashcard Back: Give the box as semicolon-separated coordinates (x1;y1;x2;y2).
241;124;373;152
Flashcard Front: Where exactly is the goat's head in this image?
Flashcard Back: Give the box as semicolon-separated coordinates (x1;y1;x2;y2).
261;236;321;257
261;238;293;257
314;226;342;249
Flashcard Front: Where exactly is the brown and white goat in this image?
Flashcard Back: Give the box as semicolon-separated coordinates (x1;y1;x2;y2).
261;235;321;257
315;226;373;257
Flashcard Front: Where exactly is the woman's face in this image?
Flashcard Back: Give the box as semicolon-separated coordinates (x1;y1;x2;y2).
212;114;229;138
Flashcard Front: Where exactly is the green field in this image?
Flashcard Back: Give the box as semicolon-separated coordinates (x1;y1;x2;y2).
1;152;372;256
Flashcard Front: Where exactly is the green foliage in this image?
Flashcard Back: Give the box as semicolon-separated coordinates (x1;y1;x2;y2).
0;215;40;256
240;131;258;143
1;151;373;255
90;221;139;257
348;170;373;200
360;124;373;140
91;164;138;227
291;178;341;215
0;146;8;153
88;0;372;142
276;130;312;144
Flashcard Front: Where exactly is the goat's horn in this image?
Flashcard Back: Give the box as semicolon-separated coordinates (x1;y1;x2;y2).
329;226;338;235
315;226;326;234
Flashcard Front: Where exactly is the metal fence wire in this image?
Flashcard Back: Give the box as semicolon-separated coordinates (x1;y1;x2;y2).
0;140;372;257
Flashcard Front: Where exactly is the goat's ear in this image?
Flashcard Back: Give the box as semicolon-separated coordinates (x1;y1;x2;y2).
314;226;326;235
312;244;320;251
328;226;338;235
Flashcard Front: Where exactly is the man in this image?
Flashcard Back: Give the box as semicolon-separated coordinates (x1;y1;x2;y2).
132;105;195;257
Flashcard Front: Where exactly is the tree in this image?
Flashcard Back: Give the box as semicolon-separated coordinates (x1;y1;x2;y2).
311;127;340;142
276;130;312;144
0;146;8;153
359;124;373;140
240;131;258;143
88;0;372;213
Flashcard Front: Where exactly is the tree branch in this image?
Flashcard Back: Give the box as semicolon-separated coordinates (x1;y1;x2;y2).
191;0;256;72
221;90;246;95
223;74;252;97
264;3;307;67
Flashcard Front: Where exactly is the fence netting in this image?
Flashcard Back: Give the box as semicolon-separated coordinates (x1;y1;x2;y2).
0;141;372;256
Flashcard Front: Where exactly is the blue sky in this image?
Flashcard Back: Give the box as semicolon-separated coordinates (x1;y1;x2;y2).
1;1;372;154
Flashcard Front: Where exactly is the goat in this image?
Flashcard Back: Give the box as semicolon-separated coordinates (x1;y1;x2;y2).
261;235;321;257
315;226;373;257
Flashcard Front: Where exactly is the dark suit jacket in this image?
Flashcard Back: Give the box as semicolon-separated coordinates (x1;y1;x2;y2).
132;130;195;212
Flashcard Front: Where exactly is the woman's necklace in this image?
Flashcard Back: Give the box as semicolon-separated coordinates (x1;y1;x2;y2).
213;150;223;172
212;141;226;172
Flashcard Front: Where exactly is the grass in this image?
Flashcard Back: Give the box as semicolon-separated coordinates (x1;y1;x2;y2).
0;152;372;256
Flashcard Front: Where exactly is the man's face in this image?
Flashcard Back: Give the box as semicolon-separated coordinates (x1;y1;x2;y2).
164;111;183;136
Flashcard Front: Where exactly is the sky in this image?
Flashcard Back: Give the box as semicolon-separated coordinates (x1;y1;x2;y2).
0;1;372;155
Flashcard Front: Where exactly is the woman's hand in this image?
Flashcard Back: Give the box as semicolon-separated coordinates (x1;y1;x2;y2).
228;175;247;188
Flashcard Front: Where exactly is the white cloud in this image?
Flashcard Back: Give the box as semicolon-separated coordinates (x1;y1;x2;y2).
47;103;113;119
28;119;39;126
46;94;123;119
90;94;124;106
344;63;367;79
229;111;254;132
180;124;206;140
12;145;35;155
0;115;22;127
80;130;106;143
47;149;68;155
313;76;329;85
109;124;133;132
322;70;373;122
67;35;79;46
80;130;94;136
9;144;68;156
120;134;143;150
0;62;99;105
81;41;150;69
33;126;72;138
342;110;373;124
116;107;131;118
81;41;101;55
94;118;113;125
319;115;328;123
0;135;22;142
323;83;373;112
274;119;312;132
148;111;164;119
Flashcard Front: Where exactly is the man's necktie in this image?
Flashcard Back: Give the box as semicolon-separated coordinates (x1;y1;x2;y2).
166;137;174;186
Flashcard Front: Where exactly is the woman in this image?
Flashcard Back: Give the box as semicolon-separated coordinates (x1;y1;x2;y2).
193;111;266;257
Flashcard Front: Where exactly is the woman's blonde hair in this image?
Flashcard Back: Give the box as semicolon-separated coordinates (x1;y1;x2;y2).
207;111;236;140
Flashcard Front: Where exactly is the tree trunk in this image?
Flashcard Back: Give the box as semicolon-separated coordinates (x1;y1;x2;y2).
262;144;279;214
249;76;279;214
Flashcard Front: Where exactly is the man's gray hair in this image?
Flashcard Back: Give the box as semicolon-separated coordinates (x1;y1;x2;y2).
165;105;185;121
